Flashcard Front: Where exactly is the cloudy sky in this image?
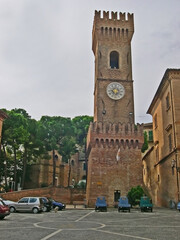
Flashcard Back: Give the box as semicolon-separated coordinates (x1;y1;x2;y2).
0;0;180;123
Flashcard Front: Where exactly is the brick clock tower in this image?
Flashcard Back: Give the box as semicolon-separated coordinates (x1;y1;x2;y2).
86;11;144;207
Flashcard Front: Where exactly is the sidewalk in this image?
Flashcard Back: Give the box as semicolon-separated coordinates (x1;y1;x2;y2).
65;204;94;210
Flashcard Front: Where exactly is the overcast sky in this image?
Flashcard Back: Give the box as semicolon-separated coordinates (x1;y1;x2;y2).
0;0;180;123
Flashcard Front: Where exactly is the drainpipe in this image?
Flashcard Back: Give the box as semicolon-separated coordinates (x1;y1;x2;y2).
169;78;180;201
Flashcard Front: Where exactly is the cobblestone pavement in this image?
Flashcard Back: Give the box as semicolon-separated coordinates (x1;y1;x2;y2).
0;208;180;240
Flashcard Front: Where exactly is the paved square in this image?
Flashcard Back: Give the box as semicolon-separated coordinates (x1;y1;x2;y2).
0;208;180;240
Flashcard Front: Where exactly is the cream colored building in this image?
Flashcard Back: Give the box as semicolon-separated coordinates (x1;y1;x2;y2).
143;69;180;207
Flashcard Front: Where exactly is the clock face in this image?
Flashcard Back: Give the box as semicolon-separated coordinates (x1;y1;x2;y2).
106;82;125;100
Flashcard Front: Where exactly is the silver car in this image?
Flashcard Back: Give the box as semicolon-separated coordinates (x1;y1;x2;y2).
9;197;43;214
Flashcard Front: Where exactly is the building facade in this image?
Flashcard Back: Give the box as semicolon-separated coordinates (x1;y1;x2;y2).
143;69;180;207
86;11;144;207
25;150;86;189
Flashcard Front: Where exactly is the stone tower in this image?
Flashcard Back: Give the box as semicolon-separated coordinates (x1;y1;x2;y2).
86;11;144;207
92;10;135;124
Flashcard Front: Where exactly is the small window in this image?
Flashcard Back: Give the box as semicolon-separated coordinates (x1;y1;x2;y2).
154;114;158;128
110;51;119;69
168;133;172;152
156;147;159;162
83;163;86;171
127;52;129;64
149;130;153;141
166;94;170;110
158;174;160;182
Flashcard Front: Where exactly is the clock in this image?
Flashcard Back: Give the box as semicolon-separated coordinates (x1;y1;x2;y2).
106;82;125;100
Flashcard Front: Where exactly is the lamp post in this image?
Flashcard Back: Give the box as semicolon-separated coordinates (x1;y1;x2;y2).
10;177;14;191
53;150;58;187
4;160;7;189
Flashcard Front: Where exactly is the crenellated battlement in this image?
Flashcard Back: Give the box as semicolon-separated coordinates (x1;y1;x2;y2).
88;121;143;136
86;121;144;151
94;10;133;22
92;10;134;53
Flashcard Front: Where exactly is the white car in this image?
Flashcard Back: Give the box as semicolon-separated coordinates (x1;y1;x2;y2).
2;200;16;206
9;197;44;214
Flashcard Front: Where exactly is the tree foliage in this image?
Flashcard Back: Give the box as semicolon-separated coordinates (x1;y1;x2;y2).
72;115;93;146
141;131;148;153
127;185;144;206
0;108;93;191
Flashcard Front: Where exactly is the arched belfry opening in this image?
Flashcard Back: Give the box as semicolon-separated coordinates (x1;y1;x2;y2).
110;51;119;69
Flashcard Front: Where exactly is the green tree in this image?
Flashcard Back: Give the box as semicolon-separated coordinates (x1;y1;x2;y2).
141;131;148;153
38;116;75;156
127;185;144;206
1;108;46;190
38;116;78;186
72;115;93;146
1;109;30;190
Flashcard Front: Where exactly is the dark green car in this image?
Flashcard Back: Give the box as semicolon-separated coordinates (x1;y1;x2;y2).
140;196;153;212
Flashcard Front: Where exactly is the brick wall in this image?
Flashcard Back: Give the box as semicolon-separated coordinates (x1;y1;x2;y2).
0;187;86;204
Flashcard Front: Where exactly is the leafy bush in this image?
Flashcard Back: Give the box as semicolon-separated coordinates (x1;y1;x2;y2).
127;185;144;206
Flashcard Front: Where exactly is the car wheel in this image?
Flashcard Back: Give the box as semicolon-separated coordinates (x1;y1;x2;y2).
32;207;39;214
58;206;63;211
42;206;47;212
10;206;16;213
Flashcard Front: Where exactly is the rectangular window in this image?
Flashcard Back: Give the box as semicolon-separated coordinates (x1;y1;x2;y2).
148;130;153;141
154;114;158;128
156;147;159;162
168;133;172;152
158;174;160;182
166;94;170;110
83;163;86;171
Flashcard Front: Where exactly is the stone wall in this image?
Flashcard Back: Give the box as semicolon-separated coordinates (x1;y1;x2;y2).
0;187;86;204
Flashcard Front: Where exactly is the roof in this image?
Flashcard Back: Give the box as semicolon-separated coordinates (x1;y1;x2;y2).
147;68;180;115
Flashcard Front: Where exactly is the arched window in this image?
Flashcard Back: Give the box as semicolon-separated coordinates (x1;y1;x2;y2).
110;51;119;69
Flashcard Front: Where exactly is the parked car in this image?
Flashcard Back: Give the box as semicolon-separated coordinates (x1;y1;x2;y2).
177;202;180;211
41;197;53;212
118;196;131;212
95;196;107;212
2;200;16;206
47;198;66;211
0;198;10;220
140;196;153;212
9;197;44;214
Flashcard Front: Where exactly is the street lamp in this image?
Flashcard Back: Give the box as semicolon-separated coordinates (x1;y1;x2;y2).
4;160;7;188
53;150;58;187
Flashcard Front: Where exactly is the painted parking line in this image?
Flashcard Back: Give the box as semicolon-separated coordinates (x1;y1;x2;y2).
94;229;153;240
75;210;94;222
40;229;63;240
